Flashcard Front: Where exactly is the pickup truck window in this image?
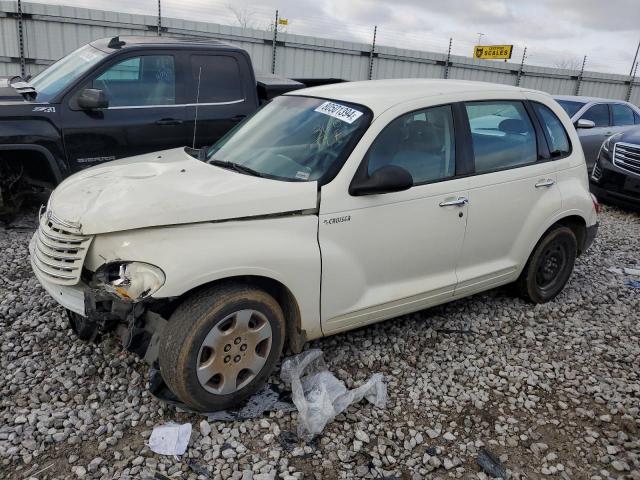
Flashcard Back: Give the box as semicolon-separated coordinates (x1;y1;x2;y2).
366;105;456;184
29;44;107;102
189;55;244;103
206;95;371;182
92;55;176;107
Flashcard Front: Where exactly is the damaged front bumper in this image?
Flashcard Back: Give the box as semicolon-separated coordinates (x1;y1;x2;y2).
30;237;168;364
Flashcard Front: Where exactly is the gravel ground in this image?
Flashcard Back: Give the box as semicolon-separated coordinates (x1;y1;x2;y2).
1;206;639;480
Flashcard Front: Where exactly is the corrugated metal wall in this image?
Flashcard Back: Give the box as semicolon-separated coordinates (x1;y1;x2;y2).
1;0;638;105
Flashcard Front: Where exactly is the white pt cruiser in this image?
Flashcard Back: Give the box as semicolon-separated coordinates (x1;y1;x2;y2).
31;79;598;411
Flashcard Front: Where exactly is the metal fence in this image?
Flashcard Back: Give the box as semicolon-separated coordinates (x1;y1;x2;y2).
1;0;639;105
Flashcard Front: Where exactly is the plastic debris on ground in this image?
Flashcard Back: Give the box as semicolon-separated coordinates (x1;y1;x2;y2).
148;422;192;456
148;368;295;420
625;279;640;289
607;267;640;275
280;349;387;441
476;449;507;479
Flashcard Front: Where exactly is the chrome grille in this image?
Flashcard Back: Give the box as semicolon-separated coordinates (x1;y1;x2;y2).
613;142;640;176
32;211;92;286
591;162;602;181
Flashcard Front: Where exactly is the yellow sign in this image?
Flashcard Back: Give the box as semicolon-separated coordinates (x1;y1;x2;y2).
473;45;513;60
278;18;289;25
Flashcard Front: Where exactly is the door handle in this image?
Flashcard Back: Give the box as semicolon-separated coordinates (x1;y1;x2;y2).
535;179;555;188
155;118;183;125
230;115;246;122
439;196;469;207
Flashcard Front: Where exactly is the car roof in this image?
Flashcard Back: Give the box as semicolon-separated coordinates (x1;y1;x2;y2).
91;35;241;53
288;79;535;116
553;94;631;105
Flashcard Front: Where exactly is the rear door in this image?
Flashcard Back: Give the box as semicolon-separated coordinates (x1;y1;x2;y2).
576;103;612;168
184;53;258;148
454;99;562;297
61;51;190;168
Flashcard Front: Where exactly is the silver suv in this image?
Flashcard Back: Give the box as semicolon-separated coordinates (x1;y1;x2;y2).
554;95;640;169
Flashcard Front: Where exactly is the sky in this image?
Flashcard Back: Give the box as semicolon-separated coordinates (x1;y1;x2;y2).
41;0;640;75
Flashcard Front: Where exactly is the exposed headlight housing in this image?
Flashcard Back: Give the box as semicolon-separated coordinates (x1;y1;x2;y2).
95;262;165;302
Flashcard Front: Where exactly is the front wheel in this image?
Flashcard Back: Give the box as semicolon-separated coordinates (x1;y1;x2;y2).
158;284;285;411
516;226;577;303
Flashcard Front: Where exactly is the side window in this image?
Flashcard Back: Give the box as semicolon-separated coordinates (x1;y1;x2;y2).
611;104;635;126
92;55;175;107
580;104;609;127
465;101;537;173
366;105;456;184
635;111;640;125
96;57;140;81
189;55;244;103
532;103;571;156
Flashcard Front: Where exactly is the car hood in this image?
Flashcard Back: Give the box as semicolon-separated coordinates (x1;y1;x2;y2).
48;148;319;235
618;127;640;145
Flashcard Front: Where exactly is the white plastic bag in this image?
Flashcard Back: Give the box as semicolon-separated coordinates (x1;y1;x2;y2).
280;349;387;440
148;422;192;456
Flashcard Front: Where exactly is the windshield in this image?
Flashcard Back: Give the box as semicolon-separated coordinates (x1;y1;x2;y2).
556;100;586;118
30;44;107;102
206;96;371;183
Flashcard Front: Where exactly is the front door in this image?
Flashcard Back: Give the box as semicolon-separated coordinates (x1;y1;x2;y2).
319;104;469;335
454;100;562;296
576;103;612;168
61;52;190;170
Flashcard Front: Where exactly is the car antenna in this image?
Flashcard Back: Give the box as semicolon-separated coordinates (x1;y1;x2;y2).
192;66;202;149
107;36;126;49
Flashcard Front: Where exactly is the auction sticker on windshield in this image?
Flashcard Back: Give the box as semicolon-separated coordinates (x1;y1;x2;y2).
315;101;363;124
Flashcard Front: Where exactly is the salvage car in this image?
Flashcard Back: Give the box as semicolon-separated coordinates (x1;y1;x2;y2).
590;128;640;209
30;79;598;411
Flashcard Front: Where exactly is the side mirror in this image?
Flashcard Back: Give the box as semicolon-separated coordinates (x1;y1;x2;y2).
576;118;595;129
78;88;108;110
349;165;413;196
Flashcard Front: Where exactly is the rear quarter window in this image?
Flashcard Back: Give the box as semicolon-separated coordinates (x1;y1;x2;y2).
532;103;571;158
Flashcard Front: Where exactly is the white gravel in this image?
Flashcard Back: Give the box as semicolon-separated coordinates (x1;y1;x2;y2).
1;206;639;479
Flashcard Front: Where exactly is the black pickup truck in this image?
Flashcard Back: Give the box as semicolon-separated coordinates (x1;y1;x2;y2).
0;35;334;210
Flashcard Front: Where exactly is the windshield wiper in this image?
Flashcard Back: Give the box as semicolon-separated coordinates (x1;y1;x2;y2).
208;159;264;178
197;145;210;160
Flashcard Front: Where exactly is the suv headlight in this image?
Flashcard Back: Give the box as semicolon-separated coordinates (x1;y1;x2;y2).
95;262;165;301
602;133;623;154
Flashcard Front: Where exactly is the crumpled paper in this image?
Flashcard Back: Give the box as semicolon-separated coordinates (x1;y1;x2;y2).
148;422;192;456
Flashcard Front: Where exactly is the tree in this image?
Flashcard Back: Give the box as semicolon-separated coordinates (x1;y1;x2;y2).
227;3;258;29
553;56;583;71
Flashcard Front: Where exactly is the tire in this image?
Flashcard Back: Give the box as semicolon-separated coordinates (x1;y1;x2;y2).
158;283;285;411
516;226;577;303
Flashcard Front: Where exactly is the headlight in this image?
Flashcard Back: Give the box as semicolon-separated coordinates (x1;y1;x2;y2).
95;262;165;301
602;133;623;153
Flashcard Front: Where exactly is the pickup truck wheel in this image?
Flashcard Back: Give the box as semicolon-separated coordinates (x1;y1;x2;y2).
158;284;285;412
516;226;577;303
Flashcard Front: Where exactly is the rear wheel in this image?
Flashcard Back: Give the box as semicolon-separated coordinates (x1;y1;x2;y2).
516;226;577;303
158;284;285;411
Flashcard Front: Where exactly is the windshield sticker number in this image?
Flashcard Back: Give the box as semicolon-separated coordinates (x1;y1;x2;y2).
33;106;56;113
315;102;363;124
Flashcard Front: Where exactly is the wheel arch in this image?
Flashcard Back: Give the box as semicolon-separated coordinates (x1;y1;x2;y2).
0;144;64;184
172;275;306;354
553;214;588;255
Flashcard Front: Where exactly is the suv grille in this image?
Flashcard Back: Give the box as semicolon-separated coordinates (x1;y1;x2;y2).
613;142;640;176
32;211;92;286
